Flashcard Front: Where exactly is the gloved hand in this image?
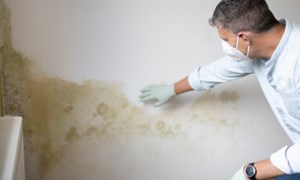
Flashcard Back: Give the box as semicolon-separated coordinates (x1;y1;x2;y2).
231;165;246;180
139;84;176;107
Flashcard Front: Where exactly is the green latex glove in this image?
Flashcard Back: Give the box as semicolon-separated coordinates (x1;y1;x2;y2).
139;84;176;107
231;165;246;180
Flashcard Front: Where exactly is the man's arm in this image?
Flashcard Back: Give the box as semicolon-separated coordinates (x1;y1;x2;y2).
232;160;284;180
232;143;300;179
173;76;193;95
140;56;254;107
252;159;284;179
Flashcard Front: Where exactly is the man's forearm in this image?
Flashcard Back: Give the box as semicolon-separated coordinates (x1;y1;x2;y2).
251;159;284;179
173;76;194;95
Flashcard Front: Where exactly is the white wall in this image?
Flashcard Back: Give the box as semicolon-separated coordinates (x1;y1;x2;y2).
2;0;299;179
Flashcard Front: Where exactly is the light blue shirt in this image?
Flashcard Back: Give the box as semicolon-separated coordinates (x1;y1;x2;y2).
188;19;300;173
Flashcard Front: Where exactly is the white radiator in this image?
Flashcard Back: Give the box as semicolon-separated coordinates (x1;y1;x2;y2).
0;116;26;180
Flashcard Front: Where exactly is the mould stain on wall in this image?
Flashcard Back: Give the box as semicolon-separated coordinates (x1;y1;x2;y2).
0;3;250;180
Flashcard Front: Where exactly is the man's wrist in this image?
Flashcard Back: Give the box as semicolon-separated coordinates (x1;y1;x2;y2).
244;162;257;180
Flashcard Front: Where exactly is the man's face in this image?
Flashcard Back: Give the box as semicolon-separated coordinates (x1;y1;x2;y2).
217;25;237;47
217;25;251;57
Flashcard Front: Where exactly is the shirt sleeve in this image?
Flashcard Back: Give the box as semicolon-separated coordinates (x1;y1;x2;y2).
188;56;254;91
295;57;300;94
270;143;300;174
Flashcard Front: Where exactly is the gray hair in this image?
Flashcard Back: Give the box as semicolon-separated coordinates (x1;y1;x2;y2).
209;0;279;34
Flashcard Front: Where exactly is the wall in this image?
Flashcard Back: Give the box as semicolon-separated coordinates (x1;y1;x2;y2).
1;0;298;179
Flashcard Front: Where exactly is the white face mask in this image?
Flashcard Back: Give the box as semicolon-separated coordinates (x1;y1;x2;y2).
222;36;250;61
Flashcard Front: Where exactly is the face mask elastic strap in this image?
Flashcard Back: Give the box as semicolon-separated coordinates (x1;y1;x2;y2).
246;45;250;57
237;35;251;57
235;36;239;49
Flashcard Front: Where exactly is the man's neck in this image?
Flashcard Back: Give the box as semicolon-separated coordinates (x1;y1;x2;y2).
253;23;286;59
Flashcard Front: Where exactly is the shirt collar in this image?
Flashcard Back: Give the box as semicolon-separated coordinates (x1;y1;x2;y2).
263;19;292;67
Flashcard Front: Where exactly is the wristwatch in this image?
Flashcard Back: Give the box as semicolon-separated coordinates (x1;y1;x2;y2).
244;162;257;180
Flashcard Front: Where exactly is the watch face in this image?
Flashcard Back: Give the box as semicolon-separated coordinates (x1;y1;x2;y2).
245;165;256;177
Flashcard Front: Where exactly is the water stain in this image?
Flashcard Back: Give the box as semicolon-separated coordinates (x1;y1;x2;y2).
0;2;246;180
160;129;175;138
85;126;98;135
96;102;116;120
219;90;239;103
189;114;200;122
65;126;79;142
156;121;165;130
63;102;74;113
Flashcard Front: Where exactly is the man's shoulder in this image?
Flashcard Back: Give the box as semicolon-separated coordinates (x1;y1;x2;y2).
289;20;300;34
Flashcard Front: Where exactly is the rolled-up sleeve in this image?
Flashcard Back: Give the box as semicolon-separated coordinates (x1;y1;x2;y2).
188;56;254;91
270;143;300;174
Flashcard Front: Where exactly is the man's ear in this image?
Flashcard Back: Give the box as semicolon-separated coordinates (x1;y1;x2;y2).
238;32;251;45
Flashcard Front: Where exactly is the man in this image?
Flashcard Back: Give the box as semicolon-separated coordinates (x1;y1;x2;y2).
139;0;300;179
